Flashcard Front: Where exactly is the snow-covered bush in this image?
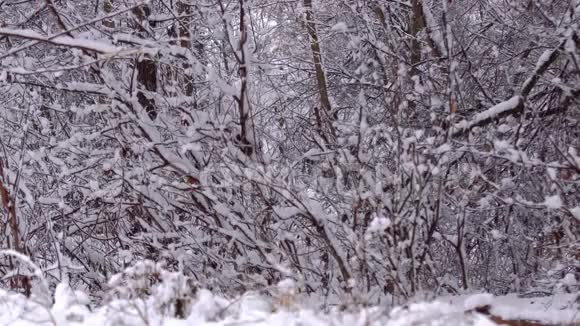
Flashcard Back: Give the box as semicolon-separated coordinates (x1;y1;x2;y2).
106;261;198;318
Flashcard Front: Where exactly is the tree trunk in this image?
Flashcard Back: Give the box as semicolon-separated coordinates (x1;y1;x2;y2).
410;0;425;76
177;1;194;97
134;5;158;120
236;0;256;158
0;161;31;297
103;0;115;28
303;0;335;143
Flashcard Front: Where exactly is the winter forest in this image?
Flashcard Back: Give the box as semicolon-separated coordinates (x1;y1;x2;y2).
0;0;579;324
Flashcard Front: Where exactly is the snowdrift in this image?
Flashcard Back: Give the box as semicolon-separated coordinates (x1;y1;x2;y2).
0;285;578;326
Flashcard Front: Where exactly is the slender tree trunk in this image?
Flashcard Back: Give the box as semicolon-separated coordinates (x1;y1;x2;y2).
0;161;30;296
410;0;425;76
103;0;115;28
177;1;194;97
303;0;334;143
133;5;158;120
236;0;256;158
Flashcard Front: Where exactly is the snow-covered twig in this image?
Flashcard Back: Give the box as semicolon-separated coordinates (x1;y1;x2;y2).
0;28;121;54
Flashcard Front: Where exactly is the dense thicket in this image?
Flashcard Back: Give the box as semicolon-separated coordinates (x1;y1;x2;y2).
0;0;578;304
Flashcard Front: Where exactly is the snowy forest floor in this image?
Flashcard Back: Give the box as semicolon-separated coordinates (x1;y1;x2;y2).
0;286;578;326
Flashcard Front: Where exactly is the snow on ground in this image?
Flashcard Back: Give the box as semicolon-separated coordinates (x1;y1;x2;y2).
0;285;578;326
0;286;487;326
443;292;580;325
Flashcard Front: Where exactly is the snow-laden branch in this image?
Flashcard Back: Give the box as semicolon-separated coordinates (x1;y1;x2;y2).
451;42;564;136
451;96;522;135
0;4;144;60
0;28;121;54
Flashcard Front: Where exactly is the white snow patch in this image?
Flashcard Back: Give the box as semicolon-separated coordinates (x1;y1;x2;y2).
443;293;580;325
331;22;348;32
544;195;562;209
463;293;494;310
274;206;301;219
367;216;391;233
570;206;580;221
490;230;503;240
